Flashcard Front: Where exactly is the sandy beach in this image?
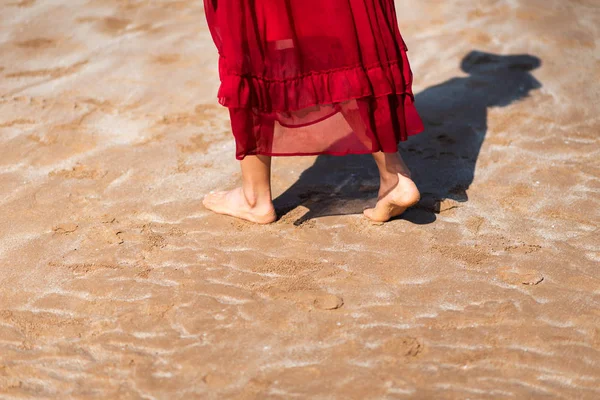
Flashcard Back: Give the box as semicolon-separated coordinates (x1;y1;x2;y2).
1;0;599;398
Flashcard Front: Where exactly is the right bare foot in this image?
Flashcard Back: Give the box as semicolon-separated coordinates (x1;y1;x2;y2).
202;187;277;224
363;173;420;222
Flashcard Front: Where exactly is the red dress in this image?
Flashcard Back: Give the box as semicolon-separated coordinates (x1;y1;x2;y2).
204;0;424;160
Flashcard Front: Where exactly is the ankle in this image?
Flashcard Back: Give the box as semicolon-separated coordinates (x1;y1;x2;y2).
378;166;411;185
241;185;273;209
381;168;412;183
380;173;399;187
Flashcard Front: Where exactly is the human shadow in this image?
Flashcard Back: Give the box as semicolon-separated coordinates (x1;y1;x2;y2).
272;50;542;225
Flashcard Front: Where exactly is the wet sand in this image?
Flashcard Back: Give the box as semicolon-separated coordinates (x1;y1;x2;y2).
1;0;599;398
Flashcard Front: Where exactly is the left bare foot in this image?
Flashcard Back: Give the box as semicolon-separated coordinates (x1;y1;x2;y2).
202;187;277;224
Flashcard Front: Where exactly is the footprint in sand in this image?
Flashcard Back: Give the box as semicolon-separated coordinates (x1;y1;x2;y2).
313;293;344;310
53;223;78;234
497;266;544;285
381;336;423;357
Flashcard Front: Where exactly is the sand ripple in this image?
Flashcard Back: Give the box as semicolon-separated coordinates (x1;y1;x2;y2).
1;0;599;398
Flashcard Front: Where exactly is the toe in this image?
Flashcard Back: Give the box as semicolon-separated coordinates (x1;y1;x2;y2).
203;192;221;208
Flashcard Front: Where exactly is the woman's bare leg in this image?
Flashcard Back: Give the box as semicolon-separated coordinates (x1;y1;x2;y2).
364;151;420;222
202;154;277;224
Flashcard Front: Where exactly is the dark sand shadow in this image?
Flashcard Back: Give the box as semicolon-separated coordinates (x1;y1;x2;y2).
272;51;542;225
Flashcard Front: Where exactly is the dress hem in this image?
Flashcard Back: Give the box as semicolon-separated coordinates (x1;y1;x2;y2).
234;127;424;160
218;58;414;113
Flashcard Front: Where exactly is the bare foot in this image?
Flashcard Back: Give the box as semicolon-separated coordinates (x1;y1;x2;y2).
202;187;277;224
363;173;420;222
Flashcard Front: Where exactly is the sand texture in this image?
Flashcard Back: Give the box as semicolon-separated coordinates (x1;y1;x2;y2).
1;0;599;398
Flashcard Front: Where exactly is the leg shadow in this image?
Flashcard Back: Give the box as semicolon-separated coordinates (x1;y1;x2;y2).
272;50;542;225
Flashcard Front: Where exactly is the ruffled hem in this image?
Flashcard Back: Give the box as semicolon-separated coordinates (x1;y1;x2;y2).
227;93;424;160
232;137;423;161
235;147;392;161
217;59;414;113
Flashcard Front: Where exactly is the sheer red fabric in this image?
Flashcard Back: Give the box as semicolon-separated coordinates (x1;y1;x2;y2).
204;0;424;160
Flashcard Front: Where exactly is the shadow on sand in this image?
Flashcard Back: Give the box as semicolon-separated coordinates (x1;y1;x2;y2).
272;50;542;225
